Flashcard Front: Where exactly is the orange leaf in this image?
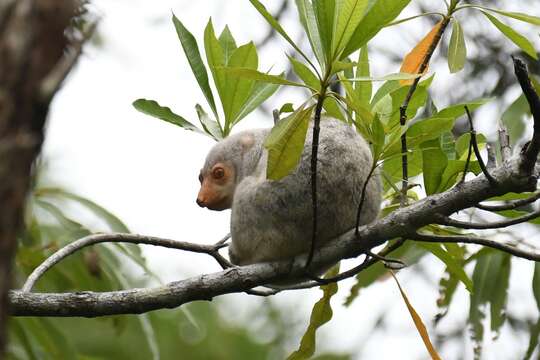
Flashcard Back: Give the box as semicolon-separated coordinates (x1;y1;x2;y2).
399;21;443;85
390;271;442;360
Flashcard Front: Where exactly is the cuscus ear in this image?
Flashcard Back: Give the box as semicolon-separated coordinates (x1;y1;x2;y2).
239;133;256;152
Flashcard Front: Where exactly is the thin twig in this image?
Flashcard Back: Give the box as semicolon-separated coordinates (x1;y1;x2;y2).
434;209;540;230
305;89;327;268
460;134;473;185
465;106;497;185
486;143;497;168
476;192;540;211
306;239;406;285
411;233;540;262
22;233;231;292
399;17;451;205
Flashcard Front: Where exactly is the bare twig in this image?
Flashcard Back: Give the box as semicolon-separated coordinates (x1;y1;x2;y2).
411;233;540;262
465;106;497;185
434;209;540;230
306;89;327;268
513;57;540;174
486;143;497;169
399;17;451;205
22;233;232;292
476;192;540;211
499;126;512;162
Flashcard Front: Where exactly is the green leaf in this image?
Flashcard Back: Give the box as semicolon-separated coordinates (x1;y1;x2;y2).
502;94;529;145
295;0;325;67
344;242;426;306
132;99;207;137
455;133;487;160
249;0;312;63
448;18;466;73
421;139;448;195
471;6;540;26
204;19;226;106
288;265;340;360
221;67;311;89
441;131;456;160
218;26;237;65
418;242;473;292
313;0;336;63
435;98;492;119
279;103;295;114
265;107;313;180
469;251;511;356
371;115;385;159
345;72;421;82
222;42;258;129
534;262;540;311
481;11;538;60
334;0;369;54
355;46;372;107
342;0;412;58
234;81;280;125
437;159;481;192
289;55;321;90
195;104;223;140
172;14;219;118
524;319;540;360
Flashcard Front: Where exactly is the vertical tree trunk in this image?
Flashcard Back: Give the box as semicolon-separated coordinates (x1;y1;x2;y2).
0;0;75;356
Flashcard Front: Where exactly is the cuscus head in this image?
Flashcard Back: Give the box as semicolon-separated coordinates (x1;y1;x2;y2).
196;131;258;211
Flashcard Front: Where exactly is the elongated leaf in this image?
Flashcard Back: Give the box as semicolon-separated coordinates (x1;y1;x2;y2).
344;242;426;306
421;139;448;195
533;262;540;311
342;0;412;58
400;21;443;85
218;26;237;65
345;72;421;82
334;0;369;54
472;6;540;26
481;11;538;60
288;265;340;360
133;99;207;136
295;0;325;67
234;81;280;125
524;319;540;360
419;243;472;291
355;46;371;107
289;55;320;90
502;94;529;145
221;67;311;88
223;42;258;129
391;272;442;360
204;19;226;104
195;104;223;140
313;0;336;63
172;14;219;118
265;107;313;180
469;251;511;358
435;98;492;119
249;0;311;62
448;18;466;73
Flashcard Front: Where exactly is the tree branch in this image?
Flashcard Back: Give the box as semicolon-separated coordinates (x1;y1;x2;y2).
476;191;540;211
411;233;540;262
513;57;540;173
434;209;540;229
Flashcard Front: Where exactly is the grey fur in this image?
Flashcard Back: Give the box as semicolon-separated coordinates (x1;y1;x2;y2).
201;117;381;266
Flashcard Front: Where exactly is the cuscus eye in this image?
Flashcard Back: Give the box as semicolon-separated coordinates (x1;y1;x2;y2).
212;167;225;179
198;172;203;183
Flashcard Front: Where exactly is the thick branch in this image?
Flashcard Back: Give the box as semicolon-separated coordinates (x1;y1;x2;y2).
9;156;539;317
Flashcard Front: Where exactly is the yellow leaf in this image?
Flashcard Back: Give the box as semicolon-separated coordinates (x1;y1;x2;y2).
399;21;443;85
390;271;442;360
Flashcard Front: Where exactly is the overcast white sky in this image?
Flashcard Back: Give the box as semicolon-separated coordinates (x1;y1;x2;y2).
41;1;540;359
